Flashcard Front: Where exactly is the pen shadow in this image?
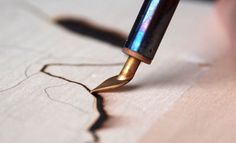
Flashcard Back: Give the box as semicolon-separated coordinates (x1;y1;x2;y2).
54;16;127;48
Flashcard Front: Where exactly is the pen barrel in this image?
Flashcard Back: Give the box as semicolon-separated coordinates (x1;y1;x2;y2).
123;0;180;64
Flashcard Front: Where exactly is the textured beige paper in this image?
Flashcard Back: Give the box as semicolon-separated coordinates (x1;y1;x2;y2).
0;0;232;143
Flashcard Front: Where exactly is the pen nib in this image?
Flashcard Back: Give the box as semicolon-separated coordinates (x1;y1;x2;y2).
91;75;131;93
91;56;141;93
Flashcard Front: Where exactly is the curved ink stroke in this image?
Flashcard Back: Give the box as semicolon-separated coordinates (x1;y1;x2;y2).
40;62;122;143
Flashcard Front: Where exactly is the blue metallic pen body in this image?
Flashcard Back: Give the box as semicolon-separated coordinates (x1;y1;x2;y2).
123;0;180;64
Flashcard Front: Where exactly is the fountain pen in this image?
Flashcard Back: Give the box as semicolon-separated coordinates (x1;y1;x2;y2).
92;0;180;93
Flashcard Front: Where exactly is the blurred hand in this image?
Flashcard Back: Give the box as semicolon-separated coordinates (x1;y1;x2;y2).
217;0;236;47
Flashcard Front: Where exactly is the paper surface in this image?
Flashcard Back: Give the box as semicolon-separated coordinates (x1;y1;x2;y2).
0;0;233;143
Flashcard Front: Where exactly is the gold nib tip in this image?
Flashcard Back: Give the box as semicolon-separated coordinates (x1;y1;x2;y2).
91;75;131;93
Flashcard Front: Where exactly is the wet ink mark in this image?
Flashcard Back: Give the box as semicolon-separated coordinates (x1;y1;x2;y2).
40;62;122;143
55;18;127;47
47;17;128;142
89;92;107;143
